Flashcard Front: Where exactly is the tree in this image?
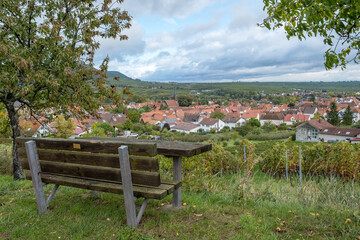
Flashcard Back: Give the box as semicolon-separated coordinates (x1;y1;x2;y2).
0;1;131;179
122;119;133;130
53;115;76;138
262;1;360;69
178;95;193;107
0;104;11;137
126;109;141;123
96;122;115;136
210;110;225;120
342;105;353;126
327;102;340;126
248;118;261;128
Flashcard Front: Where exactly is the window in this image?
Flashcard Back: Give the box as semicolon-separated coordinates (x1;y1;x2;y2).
310;128;318;139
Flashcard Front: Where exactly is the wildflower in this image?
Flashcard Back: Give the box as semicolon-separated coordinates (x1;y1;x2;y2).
345;218;351;224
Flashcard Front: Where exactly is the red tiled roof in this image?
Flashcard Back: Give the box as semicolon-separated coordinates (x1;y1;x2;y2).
200;118;219;125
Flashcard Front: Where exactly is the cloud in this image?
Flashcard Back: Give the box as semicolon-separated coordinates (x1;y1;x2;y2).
95;21;145;62
104;0;358;83
121;0;223;19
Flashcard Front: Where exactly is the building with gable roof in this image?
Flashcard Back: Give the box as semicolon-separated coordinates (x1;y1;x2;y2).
296;119;360;142
199;118;225;132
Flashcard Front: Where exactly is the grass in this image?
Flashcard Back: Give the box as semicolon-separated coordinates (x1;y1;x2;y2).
1;169;359;239
0;143;12;175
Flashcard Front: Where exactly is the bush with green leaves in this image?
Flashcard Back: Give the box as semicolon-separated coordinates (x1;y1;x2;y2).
159;143;243;184
259;141;360;181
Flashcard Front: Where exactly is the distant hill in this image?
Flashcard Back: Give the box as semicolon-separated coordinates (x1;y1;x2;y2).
107;71;133;80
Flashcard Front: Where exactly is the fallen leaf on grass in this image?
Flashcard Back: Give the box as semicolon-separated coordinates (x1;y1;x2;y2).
275;227;287;233
194;213;203;217
345;218;351;224
182;202;187;206
310;212;319;216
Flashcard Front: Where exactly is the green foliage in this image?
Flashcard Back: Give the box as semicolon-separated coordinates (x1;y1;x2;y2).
178;95;193;107
210;110;225;120
342;105;353;125
0;0;131;179
278;123;288;131
231;131;239;140
0;144;12;175
0;104;11;137
248;118;260;127
139;105;151;113
261;121;277;133
235;125;253;136
126;109;141;123
53;116;76;138
110;106;125;114
160;143;243;183
259;141;360;181
96;122;115;136
262;0;360;69
81;127;106;137
327;102;340;126
122;120;133;130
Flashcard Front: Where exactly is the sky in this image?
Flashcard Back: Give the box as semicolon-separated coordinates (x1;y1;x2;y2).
94;0;360;83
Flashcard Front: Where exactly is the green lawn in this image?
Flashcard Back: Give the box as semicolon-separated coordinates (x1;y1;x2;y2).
1;171;359;240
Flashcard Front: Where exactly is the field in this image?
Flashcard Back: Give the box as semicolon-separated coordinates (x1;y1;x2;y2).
107;77;360;100
1;140;360;239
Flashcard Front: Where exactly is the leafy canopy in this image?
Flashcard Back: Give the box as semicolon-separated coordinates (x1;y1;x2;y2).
262;0;360;69
0;0;131;118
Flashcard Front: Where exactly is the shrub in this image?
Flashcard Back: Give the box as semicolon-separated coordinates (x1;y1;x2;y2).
259;141;360;181
0;144;12;175
159;143;243;184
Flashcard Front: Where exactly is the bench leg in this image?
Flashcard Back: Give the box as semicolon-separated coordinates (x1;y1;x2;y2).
172;156;182;207
119;146;149;228
25;141;47;214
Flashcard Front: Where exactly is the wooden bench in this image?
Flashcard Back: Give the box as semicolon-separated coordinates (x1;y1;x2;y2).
16;137;181;228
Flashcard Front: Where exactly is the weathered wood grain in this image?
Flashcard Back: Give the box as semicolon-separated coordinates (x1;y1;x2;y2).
16;137;157;156
81;137;212;157
39;173;169;200
18;147;159;172
20;159;161;187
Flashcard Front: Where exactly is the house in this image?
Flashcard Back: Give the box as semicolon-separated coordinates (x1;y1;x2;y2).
171;122;200;134
222;115;245;129
259;112;285;126
283;114;311;125
199;118;225;132
296;119;360;142
164;100;179;109
20;120;53;137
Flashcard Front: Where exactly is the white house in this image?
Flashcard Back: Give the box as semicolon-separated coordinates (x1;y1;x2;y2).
171;122;201;134
259;112;285;126
222;115;245;129
199;118;225;132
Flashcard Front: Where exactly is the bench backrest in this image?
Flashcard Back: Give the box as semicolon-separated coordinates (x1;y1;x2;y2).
16;137;160;187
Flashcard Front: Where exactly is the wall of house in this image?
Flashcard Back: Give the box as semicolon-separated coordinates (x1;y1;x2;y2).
260;120;283;126
296;125;319;142
318;134;354;142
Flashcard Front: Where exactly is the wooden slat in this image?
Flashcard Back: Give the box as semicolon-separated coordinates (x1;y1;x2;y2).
18;147;159;172
16;137;157;157
81;137;212;157
39;173;168;200
21;160;161;187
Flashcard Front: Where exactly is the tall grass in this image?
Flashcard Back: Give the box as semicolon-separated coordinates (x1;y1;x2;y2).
0;144;12;175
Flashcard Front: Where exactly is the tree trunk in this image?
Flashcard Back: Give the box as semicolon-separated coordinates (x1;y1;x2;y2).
5;101;25;180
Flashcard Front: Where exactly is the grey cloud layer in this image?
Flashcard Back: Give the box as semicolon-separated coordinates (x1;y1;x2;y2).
98;0;358;82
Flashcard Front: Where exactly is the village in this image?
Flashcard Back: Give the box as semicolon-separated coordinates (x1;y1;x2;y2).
17;91;360;143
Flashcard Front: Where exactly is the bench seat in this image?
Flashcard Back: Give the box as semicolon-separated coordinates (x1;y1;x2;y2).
26;172;181;200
